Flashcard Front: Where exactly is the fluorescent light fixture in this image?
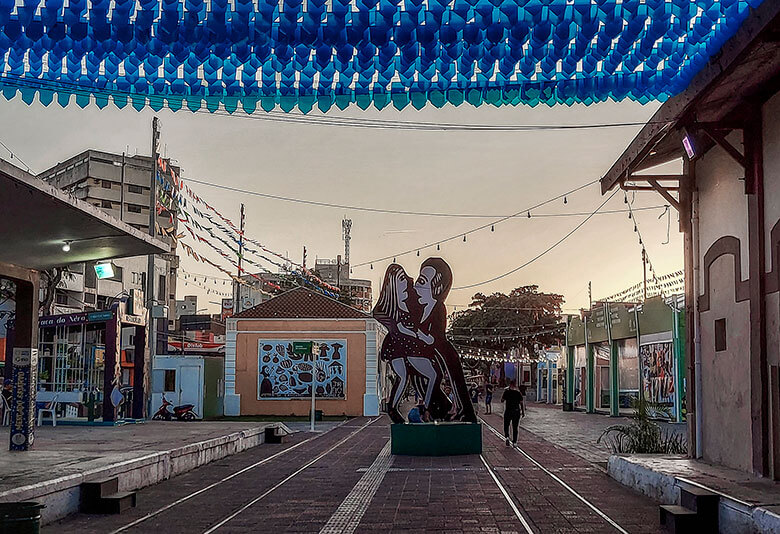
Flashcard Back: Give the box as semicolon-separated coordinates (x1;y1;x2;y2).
94;262;115;279
681;128;695;159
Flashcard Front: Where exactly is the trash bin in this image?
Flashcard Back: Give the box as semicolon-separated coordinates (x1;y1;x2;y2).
0;502;44;534
309;410;323;421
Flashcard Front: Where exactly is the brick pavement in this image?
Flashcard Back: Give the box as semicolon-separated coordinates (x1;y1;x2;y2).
45;415;663;534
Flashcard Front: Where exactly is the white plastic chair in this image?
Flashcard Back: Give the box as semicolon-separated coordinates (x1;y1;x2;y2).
37;395;59;427
1;395;9;426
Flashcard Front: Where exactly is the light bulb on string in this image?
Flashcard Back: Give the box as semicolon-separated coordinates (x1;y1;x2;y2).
563;196;567;204
370;264;373;270
436;244;440;251
416;250;420;257
463;235;466;242
527;211;531;218
491;225;494;232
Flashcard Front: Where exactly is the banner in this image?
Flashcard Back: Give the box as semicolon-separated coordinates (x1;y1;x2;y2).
257;340;347;400
640;342;675;405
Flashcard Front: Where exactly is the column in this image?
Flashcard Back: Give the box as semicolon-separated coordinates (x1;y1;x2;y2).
566;345;574;406
586;343;595;414
102;315;119;422
9;273;39;451
132;324;146;419
609;341;619;417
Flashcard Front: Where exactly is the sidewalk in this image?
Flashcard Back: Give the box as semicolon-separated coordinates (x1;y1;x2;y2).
0;420;305;523
486;401;687;466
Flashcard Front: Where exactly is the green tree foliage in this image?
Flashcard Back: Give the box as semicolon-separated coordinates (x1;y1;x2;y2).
448;286;565;368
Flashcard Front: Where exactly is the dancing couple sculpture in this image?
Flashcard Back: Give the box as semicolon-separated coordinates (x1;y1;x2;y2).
372;258;477;424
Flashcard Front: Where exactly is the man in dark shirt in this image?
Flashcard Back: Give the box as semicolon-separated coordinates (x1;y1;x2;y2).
501;380;524;446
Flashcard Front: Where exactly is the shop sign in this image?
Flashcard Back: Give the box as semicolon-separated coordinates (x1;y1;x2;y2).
10;348;37;451
40;310;114;328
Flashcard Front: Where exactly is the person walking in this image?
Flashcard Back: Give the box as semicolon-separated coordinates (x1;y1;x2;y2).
469;384;480;415
484;382;494;415
501;380;523;446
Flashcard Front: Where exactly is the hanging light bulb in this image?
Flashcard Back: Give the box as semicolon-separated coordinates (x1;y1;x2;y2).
634;225;637;232
436;244;440;251
463;235;466;242
628;212;632;219
370;264;373;270
563;196;567;204
527;211;531;218
624;195;628;204
416;250;420;257
491;225;494;232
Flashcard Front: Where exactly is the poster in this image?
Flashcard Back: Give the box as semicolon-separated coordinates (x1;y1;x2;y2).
257;340;347;400
640;342;674;405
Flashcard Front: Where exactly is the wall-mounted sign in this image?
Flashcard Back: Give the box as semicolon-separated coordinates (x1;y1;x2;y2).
94;262;115;280
10;348;37;451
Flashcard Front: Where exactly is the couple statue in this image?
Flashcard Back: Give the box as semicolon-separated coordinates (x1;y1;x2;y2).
372;258;477;424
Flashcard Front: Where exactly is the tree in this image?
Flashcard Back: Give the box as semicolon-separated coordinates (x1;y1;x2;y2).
448;285;565;381
1;267;76;316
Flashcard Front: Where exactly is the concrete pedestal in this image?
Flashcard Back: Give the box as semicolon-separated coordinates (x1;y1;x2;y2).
390;422;482;456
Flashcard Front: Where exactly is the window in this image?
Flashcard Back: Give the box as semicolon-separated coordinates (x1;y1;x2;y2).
84;265;96;289
101;180;112;189
128;184;143;194
127;204;142;214
110;265;124;282
715;318;727;352
158;274;166;301
84;293;95;304
96;295;107;310
164;370;176;392
101;200;112;209
55;291;69;305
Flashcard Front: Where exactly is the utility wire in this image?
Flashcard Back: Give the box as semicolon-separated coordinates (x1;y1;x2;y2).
183;175;666;218
352;179;600;267
451;189;619;291
0;138;32;173
0;74;665;132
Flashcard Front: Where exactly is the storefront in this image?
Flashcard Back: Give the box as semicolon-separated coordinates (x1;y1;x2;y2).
6;299;147;423
565;297;685;421
536;349;562;404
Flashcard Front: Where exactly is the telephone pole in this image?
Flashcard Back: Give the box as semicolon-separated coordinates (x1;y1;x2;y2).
147;117;160;349
233;203;245;313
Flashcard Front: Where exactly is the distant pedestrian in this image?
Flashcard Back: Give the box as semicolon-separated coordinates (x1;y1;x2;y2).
469;384;480;415
501;380;523;446
484;382;494;414
518;384;527;417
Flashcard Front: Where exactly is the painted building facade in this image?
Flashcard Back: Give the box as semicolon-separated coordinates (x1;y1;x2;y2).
600;1;780;476
224;287;384;417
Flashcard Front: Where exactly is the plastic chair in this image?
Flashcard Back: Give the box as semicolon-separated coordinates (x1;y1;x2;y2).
1;396;9;426
37;395;59;427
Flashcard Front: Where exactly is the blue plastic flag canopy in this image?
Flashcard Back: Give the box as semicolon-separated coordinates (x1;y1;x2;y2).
0;0;762;113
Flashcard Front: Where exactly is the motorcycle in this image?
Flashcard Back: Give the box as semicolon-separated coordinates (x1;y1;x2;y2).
152;394;198;421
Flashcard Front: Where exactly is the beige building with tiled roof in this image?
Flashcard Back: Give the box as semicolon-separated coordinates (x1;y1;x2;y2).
225;288;386;417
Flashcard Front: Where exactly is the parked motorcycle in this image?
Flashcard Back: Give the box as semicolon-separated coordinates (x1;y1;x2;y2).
152;394;198;421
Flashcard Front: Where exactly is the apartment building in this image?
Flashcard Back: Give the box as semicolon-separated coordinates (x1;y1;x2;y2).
38;150;179;351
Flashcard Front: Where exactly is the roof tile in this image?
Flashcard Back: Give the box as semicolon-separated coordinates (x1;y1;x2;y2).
233;287;371;320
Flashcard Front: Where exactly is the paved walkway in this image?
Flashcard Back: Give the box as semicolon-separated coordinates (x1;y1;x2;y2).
45;416;664;533
483;401;687;465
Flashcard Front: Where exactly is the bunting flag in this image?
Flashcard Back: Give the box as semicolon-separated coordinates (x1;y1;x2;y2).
0;0;762;113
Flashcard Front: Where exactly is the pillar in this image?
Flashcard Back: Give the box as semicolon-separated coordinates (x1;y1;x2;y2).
102;315;119;422
586;343;595;414
132;324;146;419
566;345;574;405
610;340;619;417
8;272;39;451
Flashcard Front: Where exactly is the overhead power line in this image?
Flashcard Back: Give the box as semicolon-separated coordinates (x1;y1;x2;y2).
0;74;666;132
451;189;619;291
183;176;666;219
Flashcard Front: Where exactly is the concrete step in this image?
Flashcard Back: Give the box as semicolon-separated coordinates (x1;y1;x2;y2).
680;486;719;532
660;504;697;533
80;478;119;513
99;492;137;515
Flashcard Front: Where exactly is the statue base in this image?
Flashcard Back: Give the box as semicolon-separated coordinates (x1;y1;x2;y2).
390;422;482;456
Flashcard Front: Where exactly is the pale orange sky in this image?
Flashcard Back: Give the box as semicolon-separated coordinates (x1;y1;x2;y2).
0;96;682;313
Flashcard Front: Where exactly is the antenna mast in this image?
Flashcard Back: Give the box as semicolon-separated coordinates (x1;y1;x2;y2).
342;218;352;266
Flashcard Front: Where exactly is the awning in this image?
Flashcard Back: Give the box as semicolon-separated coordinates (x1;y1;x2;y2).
0;159;169;271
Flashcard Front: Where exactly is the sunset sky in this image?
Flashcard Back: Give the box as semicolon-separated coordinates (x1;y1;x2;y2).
1;95;682;313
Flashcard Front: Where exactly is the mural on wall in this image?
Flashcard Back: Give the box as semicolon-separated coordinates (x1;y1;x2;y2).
257;340;347;399
372;258;476;424
640;342;675;405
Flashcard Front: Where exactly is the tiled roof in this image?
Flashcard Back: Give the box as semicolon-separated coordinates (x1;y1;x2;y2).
233;287;371;320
